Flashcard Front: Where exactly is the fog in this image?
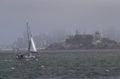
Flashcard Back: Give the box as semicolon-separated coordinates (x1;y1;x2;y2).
0;0;120;47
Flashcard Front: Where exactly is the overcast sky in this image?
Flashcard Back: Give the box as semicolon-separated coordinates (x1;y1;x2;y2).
0;0;120;46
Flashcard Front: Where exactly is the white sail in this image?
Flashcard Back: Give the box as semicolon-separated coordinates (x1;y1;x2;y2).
31;37;37;52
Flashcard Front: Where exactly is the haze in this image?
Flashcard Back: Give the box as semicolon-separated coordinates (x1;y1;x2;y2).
0;0;120;47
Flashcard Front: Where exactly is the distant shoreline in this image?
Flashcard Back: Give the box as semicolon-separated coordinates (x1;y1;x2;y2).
40;49;120;53
1;49;120;53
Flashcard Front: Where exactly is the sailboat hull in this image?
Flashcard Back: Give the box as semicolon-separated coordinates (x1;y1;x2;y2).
25;55;36;59
16;54;37;61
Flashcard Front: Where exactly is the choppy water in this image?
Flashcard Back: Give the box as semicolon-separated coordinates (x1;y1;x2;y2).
1;50;120;79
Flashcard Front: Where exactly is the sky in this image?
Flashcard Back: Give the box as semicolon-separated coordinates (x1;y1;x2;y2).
0;0;120;46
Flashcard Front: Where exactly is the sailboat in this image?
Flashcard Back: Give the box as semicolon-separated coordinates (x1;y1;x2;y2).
16;22;37;59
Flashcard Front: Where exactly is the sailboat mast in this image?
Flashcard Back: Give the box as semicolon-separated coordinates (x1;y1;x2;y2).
26;22;31;52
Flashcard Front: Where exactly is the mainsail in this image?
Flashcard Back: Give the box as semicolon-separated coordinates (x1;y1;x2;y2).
31;37;37;52
26;22;37;53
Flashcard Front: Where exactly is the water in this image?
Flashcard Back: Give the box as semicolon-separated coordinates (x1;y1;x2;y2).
0;50;120;79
